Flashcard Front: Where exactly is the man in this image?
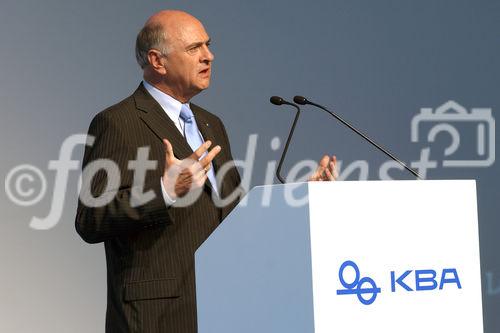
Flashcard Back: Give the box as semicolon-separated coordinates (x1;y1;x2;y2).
76;10;336;333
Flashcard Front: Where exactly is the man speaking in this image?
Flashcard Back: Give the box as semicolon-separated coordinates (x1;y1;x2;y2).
76;10;336;332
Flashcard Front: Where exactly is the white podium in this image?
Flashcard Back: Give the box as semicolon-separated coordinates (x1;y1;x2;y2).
195;180;483;332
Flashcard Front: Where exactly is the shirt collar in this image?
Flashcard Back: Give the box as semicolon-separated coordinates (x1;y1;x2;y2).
143;80;190;123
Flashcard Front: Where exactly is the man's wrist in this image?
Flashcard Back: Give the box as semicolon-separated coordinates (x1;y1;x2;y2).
160;177;177;206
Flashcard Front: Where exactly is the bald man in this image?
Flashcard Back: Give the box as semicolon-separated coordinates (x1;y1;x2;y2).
76;10;336;333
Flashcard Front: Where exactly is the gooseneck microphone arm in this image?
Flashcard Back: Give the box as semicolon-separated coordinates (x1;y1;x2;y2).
270;96;301;184
293;96;422;180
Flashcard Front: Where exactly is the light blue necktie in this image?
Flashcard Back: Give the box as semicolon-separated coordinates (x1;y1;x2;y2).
179;104;218;194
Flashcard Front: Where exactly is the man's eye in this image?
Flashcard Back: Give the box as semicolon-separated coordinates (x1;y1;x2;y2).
187;46;200;54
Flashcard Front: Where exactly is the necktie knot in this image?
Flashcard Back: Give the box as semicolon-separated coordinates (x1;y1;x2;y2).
179;104;194;123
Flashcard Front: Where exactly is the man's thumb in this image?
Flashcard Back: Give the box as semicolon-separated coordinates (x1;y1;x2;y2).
163;139;174;163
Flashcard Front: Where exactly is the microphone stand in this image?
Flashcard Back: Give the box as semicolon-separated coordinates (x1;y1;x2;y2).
270;96;302;184
294;96;422;180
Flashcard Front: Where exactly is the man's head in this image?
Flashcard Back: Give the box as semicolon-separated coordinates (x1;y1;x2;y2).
136;10;214;103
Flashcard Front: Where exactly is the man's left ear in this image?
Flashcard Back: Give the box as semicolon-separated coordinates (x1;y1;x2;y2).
147;50;168;75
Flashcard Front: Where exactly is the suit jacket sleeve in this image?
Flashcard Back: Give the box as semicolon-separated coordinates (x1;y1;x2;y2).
75;111;171;244
216;117;245;218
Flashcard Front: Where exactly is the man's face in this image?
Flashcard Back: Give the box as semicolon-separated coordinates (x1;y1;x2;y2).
161;18;214;101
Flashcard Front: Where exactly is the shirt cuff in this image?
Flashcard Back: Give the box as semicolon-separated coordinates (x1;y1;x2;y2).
160;177;176;206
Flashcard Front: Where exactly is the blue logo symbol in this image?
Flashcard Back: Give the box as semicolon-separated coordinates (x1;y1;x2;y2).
336;260;381;305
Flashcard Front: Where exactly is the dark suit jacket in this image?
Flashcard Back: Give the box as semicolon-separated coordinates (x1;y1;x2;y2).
75;83;242;333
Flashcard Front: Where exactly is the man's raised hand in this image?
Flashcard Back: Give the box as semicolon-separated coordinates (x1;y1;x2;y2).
162;139;221;199
309;155;338;181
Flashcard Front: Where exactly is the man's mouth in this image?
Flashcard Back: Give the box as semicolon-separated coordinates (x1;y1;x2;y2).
199;68;210;75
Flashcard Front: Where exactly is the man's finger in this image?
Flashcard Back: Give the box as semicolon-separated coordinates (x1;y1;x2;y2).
328;161;337;180
323;165;335;181
199;164;211;175
319;155;329;168
200;145;221;168
309;165;324;181
329;155;337;170
163;139;175;164
330;155;338;180
190;140;212;160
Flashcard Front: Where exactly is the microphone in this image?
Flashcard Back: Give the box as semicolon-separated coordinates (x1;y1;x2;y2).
294;96;422;179
270;96;302;184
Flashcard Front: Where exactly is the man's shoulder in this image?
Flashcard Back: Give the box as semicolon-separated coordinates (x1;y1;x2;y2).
87;86;145;131
93;91;138;122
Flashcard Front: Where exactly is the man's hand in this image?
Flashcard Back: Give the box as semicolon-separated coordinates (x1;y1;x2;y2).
309;155;338;181
162;139;221;199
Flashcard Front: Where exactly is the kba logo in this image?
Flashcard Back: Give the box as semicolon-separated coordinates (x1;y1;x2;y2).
391;268;462;292
336;260;381;305
336;260;462;305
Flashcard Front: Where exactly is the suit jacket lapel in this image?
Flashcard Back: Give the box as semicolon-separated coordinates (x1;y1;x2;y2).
192;104;227;197
133;84;193;160
191;104;223;172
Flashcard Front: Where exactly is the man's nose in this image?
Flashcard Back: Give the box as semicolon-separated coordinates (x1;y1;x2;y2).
201;45;214;62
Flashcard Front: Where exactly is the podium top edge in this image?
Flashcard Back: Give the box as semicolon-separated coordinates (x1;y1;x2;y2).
251;179;476;190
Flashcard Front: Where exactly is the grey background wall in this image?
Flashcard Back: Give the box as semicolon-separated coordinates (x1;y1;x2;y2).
0;0;498;332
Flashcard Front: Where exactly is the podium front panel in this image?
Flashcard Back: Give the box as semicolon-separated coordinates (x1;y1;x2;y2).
196;184;315;333
308;180;482;333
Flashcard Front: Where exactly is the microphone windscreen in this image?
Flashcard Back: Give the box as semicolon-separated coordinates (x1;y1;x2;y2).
293;96;307;105
270;96;284;105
